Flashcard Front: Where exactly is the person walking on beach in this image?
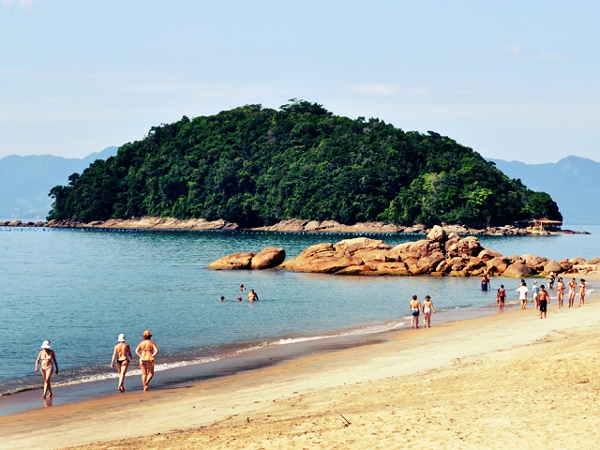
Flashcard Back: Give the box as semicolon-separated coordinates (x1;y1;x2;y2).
422;295;435;328
546;272;555;290
578;279;587;306
517;281;529;309
530;281;540;308
111;334;132;392
568;278;577;307
35;340;58;398
497;285;506;312
247;289;259;302
135;330;159;391
409;295;422;329
556;278;565;308
517;282;528;310
538;285;550;319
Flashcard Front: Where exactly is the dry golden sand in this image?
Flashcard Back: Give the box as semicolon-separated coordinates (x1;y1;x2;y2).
3;281;600;450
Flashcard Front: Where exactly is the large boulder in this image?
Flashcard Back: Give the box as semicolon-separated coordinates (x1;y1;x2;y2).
369;262;409;274
279;243;363;273
559;259;573;271
206;252;255;270
335;265;373;275
543;260;563;274
251;247;286;270
417;254;444;271
521;254;548;269
427;225;447;242
569;257;586;265
586;256;600;265
333;237;392;254
503;262;536;278
478;248;503;261
486;256;510;274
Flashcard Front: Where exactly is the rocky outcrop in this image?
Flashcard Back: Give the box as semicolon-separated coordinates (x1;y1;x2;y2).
251;247;286;270
205;252;255;270
504;263;535;277
206;231;600;277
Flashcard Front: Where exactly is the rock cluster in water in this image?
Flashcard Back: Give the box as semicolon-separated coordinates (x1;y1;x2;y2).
207;225;600;277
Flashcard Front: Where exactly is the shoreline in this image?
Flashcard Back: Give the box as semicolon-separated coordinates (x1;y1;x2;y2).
2;281;599;449
0;217;588;236
0;291;508;414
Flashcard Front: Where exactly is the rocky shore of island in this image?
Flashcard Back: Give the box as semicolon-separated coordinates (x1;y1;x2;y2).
206;225;600;277
0;217;588;236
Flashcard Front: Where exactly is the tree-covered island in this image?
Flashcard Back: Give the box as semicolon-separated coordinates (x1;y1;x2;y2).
48;100;561;227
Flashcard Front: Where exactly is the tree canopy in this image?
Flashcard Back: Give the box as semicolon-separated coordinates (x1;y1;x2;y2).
48;100;562;227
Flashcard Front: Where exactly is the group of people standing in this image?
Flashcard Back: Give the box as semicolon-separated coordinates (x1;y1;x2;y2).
512;275;587;319
409;295;436;329
34;330;159;398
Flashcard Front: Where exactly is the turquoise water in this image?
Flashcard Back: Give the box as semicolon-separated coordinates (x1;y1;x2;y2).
1;224;598;396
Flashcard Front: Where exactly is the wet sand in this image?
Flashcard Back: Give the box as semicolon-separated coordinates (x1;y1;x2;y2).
2;277;599;450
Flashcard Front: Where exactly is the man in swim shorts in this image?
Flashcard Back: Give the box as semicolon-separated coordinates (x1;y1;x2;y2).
481;275;488;292
409;295;422;329
135;330;159;391
517;282;528;310
538;285;550;319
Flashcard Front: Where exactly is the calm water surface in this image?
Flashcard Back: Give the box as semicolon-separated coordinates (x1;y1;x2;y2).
1;224;598;396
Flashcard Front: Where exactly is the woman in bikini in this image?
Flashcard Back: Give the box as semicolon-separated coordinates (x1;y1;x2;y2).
111;334;132;392
568;278;577;307
578;279;587;306
556;277;565;308
422;295;436;328
35;340;59;398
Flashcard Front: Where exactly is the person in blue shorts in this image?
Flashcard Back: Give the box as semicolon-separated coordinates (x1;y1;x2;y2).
409;295;422;330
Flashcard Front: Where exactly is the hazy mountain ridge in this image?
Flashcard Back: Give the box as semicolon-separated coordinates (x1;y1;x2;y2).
488;156;600;225
0;146;118;220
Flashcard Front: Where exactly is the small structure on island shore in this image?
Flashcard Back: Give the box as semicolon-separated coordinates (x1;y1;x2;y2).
531;218;562;231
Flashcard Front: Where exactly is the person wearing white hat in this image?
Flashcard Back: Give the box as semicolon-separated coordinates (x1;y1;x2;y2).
111;334;132;392
35;340;58;398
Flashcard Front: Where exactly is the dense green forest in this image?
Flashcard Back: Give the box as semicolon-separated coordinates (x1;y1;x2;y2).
48;100;562;227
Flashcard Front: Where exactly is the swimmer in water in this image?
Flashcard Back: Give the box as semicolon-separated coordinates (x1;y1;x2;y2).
422;295;435;328
240;284;246;292
247;289;259;302
409;295;422;330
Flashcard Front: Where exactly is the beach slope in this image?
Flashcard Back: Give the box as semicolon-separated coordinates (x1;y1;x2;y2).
2;298;600;450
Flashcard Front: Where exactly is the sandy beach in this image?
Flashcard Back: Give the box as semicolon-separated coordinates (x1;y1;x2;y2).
3;279;600;450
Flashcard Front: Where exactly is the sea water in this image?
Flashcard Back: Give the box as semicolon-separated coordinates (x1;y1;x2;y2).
0;224;598;399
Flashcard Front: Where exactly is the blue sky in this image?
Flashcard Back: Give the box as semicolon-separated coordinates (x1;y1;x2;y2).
1;0;598;163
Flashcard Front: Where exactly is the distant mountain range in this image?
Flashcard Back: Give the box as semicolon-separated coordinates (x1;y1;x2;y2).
488;156;600;225
0;146;118;221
